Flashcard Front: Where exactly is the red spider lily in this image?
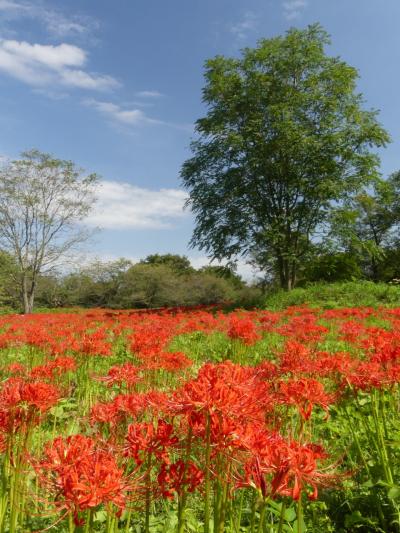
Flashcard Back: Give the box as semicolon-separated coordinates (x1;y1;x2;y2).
4;363;26;376
158;459;204;498
342;361;387;391
129;322;174;357
29;356;76;381
255;360;280;381
277;314;328;344
278;341;314;375
362;329;400;366
125;419;178;466
96;362;141;389
313;351;354;379
169;362;269;426
240;430;334;501
30;363;55;380
339;321;369;345
51;356;77;375
387;364;400;384
33;434;130;524
276;378;335;420
0;378;59;419
90;391;169;429
80;328;112;357
227;316;260;345
271;441;332;501
236;428;287;498
140;351;193;373
0;379;60;463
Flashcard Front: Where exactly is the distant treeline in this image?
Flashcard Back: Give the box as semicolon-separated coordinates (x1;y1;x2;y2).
1;247;400;313
0;253;262;311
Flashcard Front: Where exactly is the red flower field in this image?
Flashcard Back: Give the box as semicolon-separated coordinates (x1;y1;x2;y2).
0;305;399;532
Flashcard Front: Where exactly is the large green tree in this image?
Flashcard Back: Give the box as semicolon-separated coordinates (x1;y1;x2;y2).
181;24;389;290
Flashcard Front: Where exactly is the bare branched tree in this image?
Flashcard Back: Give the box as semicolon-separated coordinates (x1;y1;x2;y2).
0;150;98;313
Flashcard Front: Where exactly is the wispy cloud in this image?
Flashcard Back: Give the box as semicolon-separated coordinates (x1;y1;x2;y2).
84;99;163;126
85;180;188;230
282;0;308;21
0;0;99;39
135;90;164;98
0;39;119;90
229;11;258;41
84;98;193;132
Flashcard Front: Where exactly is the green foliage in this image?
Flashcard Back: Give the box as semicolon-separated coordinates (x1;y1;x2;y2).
99;263;183;309
110;263;235;309
140;254;194;274
329;171;400;280
198;265;244;289
301;252;363;283
264;281;400;310
0;250;19;308
181;23;389;290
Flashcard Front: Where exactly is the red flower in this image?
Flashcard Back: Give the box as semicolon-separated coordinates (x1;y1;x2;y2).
34;434;129;522
276;378;335;420
96;362;141;389
158;459;204;498
271;441;332;501
227;316;260;345
125;419;178;465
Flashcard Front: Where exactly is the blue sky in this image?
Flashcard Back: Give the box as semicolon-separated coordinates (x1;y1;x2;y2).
0;0;399;277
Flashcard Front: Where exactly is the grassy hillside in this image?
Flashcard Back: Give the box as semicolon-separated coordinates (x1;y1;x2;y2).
265;281;400;310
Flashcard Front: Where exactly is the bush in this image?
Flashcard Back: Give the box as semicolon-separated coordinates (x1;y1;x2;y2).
182;273;234;305
230;286;264;309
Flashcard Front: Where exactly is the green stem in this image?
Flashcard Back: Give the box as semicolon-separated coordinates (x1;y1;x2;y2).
257;498;268;533
250;491;257;533
85;509;93;533
297;495;303;533
277;500;286;533
177;426;193;533
124;507;132;533
204;414;212;533
68;512;75;533
234;491;244;533
145;453;152;533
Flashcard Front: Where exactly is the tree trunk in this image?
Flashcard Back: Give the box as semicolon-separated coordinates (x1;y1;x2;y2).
277;255;295;291
21;273;35;314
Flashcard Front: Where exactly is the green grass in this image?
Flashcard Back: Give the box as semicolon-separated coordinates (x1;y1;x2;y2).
265;281;400;310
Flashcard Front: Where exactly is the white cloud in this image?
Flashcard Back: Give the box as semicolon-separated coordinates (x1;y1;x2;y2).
85;180;188;230
229;11;258;41
0;39;119;90
0;0;98;38
282;0;308;20
136;90;164;98
2;40;85;68
60;70;118;91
